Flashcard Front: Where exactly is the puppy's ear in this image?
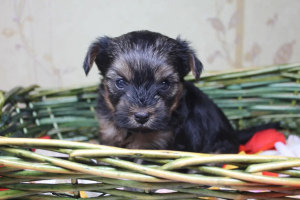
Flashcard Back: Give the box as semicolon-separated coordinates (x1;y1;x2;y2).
176;37;203;81
188;51;203;81
83;36;111;76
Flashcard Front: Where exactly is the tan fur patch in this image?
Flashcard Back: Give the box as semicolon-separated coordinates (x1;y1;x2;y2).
98;117;126;146
125;131;173;149
170;84;183;113
98;116;173;149
189;54;199;81
87;46;99;71
111;59;133;81
154;65;178;82
103;83;115;112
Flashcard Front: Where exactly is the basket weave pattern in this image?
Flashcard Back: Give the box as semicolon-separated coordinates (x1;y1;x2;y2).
0;63;300;199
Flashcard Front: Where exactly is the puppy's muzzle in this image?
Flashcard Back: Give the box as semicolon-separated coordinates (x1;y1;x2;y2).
134;111;150;124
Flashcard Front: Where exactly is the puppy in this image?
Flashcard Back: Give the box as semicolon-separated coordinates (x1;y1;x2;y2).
83;30;252;154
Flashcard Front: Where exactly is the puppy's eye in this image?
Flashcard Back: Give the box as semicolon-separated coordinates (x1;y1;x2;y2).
159;80;170;91
115;79;127;89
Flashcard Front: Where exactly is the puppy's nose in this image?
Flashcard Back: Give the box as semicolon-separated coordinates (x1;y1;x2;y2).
134;112;150;124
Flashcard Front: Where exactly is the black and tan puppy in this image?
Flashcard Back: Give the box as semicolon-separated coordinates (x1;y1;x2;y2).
83;30;268;154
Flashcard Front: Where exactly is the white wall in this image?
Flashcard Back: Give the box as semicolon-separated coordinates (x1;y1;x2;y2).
1;0;299;90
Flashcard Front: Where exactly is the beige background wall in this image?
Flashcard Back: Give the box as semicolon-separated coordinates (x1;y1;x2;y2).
1;0;299;90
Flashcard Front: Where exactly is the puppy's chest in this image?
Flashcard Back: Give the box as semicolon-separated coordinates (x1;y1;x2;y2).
98;117;173;149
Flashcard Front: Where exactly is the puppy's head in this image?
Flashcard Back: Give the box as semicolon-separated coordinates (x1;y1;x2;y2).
83;31;203;132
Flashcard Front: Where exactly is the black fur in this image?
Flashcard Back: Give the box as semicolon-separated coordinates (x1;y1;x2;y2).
171;81;238;153
83;30;270;153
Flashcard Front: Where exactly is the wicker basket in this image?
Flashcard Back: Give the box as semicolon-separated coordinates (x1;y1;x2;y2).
0;63;299;199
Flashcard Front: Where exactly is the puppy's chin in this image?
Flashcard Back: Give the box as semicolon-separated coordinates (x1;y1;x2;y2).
127;127;157;134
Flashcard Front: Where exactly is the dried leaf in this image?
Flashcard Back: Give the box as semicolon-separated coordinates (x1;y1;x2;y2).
228;11;239;29
44;53;53;62
207;50;222;64
273;41;296;64
244;43;261;62
2;28;15;37
15;44;22;50
208;17;225;33
266;14;278;26
26;15;34;22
